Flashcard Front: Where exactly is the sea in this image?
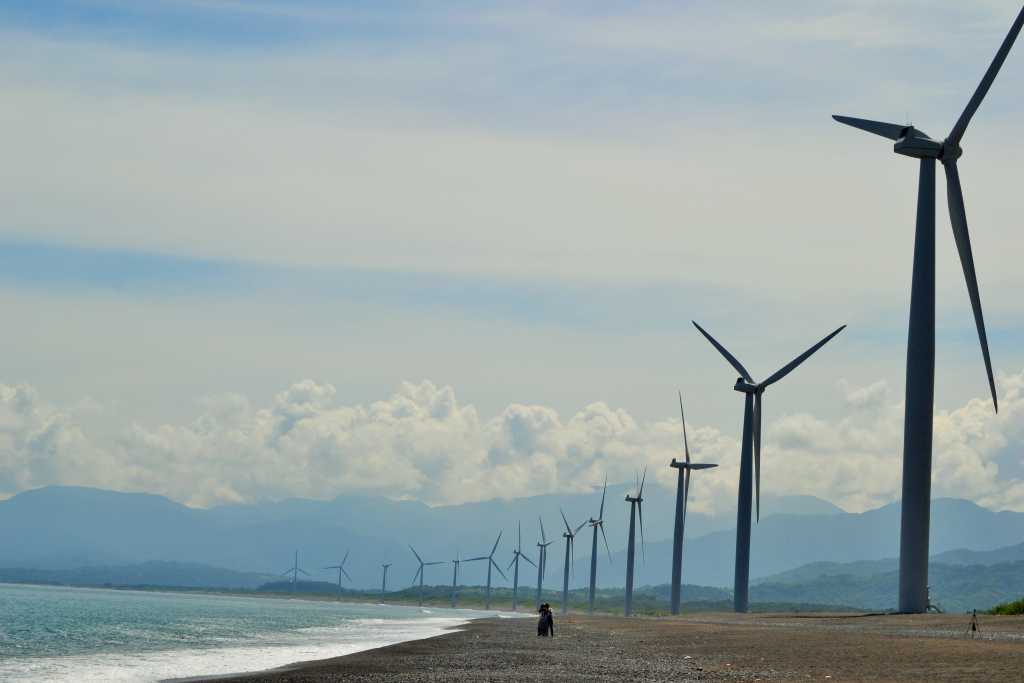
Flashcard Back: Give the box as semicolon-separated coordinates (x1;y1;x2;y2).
0;583;499;682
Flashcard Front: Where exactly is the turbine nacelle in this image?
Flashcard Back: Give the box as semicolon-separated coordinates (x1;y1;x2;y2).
732;377;760;394
894;127;944;159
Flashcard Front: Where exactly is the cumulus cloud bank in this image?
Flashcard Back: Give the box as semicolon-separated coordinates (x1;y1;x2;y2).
1;374;1022;513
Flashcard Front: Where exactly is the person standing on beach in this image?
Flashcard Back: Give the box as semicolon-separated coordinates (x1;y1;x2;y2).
537;603;554;637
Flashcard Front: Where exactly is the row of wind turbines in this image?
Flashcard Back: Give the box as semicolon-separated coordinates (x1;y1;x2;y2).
274;390;719;616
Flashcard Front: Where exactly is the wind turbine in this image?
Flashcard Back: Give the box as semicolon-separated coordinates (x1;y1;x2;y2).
280;550;309;593
694;321;845;612
409;545;444;607
380;563;392;596
669;392;718;615
586;477;613;614
559;508;587;615
324;549;352;599
466;531;507;609
832;6;1021;614
506;521;536;611
623;467;647;617
535;518;553;609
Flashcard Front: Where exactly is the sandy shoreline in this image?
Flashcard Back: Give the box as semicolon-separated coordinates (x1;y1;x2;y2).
181;611;1024;682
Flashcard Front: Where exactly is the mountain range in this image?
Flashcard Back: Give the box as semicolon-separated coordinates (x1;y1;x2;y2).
1;486;1021;599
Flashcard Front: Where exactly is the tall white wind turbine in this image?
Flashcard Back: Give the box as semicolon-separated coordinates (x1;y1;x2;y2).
832;5;1022;613
586;477;613;614
559;508;587;615
694;321;845;612
669;392;717;615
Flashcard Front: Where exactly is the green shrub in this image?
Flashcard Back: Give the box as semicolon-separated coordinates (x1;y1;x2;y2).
989;598;1024;615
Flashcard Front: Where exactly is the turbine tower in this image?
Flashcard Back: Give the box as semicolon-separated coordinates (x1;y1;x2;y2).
694;321;845;612
466;531;507;609
832;6;1020;614
409;545;444;607
623;468;647;617
586;477;613;614
380;563;392;596
535;518;553;609
669;392;718;615
559;508;587;615
280;550;309;593
324;549;352;599
506;521;536;611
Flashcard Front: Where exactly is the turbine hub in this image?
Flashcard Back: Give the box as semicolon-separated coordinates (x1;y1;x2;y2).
940;139;963;161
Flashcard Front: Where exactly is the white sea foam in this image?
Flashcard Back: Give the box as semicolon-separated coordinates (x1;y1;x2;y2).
0;616;468;683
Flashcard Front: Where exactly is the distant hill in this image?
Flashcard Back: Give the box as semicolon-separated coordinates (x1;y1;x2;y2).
0;561;273;589
751;561;1024;613
576;498;1024;588
0;485;843;590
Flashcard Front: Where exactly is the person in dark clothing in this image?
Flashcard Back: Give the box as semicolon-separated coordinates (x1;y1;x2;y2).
537;603;554;637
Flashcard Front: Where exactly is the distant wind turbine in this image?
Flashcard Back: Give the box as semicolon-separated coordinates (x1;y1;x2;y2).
324;549;352;599
832;5;1022;613
694;321;844;612
623;467;647;617
281;550;310;593
450;551;487;608
535;518;553;609
669;392;718;615
466;531;507;609
586;477;613;614
380;563;392;596
559;508;587;615
506;521;536;611
409;545;444;607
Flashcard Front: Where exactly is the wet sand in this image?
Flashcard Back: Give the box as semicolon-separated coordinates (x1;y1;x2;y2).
192;612;1024;682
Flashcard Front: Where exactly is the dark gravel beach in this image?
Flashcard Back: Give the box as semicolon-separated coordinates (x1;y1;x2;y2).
193;612;1024;682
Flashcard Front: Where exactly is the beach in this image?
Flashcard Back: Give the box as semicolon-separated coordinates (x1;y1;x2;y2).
194;612;1024;682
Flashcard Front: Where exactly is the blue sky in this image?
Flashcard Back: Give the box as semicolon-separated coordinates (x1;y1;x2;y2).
1;1;1023;509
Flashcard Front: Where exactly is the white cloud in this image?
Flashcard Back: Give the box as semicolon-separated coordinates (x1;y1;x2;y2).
1;374;1022;514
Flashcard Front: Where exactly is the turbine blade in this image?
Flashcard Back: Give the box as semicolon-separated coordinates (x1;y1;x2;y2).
342;567;352;582
679;391;691;463
521;553;537;568
948;7;1024;145
944;161;998;412
298;568;311;576
570;537;576;577
599;475;608;519
754;392;763;523
280;569;292;577
411;566;422;584
761;325;846;387
492;558;508;581
518;521;522;551
573;519;588;535
409;545;423;564
341;549;350;567
638;466;647;499
539;517;547;544
831;115;908;141
490;531;502;557
507;555;517;571
466;556;489;562
560;507;572;535
692;321;753;381
638;501;645;563
600;523;612;563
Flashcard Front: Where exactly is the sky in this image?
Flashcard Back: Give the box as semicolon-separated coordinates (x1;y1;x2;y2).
1;0;1023;514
